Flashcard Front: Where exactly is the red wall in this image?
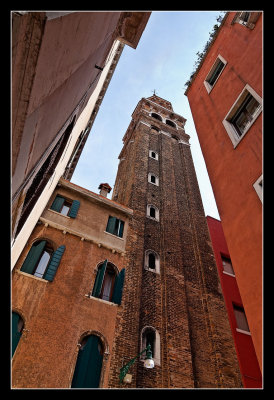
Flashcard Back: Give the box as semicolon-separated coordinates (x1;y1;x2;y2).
206;216;262;388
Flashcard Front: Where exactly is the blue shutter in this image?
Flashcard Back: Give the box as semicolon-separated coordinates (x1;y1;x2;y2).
20;240;47;275
92;260;107;297
106;216;116;234
68;200;80;218
50;195;65;212
44;245;66;282
12;312;23;357
112;268;125;305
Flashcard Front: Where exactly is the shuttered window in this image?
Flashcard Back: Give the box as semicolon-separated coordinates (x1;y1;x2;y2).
50;195;80;218
92;260;125;305
12;312;24;357
20;240;65;282
106;216;124;238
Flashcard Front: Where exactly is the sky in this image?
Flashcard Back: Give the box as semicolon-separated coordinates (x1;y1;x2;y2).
71;11;222;219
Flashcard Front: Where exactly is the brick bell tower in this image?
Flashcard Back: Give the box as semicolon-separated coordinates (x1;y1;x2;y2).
108;94;242;388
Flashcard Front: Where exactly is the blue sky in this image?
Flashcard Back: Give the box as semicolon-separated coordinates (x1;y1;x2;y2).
71;11;222;219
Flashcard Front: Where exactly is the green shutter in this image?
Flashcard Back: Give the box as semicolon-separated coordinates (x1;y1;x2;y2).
118;220;124;238
50;195;65;212
71;335;103;388
44;245;65;282
92;260;107;297
106;216;116;234
112;268;125;305
68;200;80;218
20;240;47;275
12;312;23;357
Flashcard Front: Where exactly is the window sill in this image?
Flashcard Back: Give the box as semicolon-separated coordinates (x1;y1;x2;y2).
222;271;235;277
48;209;71;219
104;231;124;240
236;328;251;336
84;294;118;307
15;270;49;283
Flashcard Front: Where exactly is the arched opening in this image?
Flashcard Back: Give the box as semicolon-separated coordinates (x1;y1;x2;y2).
71;334;104;388
151;113;162;121
166;119;176;128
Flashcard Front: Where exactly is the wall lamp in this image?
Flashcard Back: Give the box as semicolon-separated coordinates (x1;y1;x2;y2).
119;344;154;383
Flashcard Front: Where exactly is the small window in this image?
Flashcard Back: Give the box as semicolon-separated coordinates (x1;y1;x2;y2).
144;250;160;274
147;204;159;221
140;326;161;366
151;113;162;121
223;84;262;147
149;150;158;160
12;312;24;357
148;173;159;186
50;195;80;218
204;55;227;93
233;304;250;334
166;119;176;128
221;256;235;276
106;216;124;238
253;175;263;202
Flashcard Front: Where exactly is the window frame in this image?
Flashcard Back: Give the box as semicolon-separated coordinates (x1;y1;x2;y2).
105;216;125;238
148;173;159;186
146;204;159;221
253;174;263;202
144;250;160;274
204;54;227;93
233;304;251;335
149;150;159;161
222;84;262;147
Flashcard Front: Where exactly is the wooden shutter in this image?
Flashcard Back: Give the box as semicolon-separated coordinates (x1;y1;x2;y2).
50;195;65;212
118;220;124;238
92;260;107;298
106;216;116;234
71;335;103;388
68;200;80;218
12;312;23;357
20;240;47;275
112;268;125;305
44;245;66;282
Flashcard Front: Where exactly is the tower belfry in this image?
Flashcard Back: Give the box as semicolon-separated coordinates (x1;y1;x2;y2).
109;95;242;388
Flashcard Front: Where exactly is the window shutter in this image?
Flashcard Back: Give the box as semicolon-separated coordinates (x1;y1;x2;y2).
44;245;66;282
20;240;47;274
12;312;23;357
50;195;65;212
68;200;80;218
112;268;125;305
106;216;116;234
92;260;107;298
118;220;124;238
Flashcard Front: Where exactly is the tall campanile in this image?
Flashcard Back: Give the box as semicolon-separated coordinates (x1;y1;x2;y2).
108;95;242;388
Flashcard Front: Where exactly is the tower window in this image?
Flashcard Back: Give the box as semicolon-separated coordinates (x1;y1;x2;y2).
140;326;161;366
166;119;176;128
151;113;162;121
149;150;158;160
147;204;159;221
144;250;160;274
148;173;159;186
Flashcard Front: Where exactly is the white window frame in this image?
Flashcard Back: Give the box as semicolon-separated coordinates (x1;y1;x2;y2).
253;174;263;202
204;54;227;93
222;84;262;148
148;172;159;186
144;249;160;274
149;150;159;160
146;204;159;221
140;326;161;366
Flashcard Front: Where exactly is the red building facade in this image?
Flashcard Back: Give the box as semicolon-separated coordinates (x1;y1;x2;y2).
206;216;262;388
185;11;262;372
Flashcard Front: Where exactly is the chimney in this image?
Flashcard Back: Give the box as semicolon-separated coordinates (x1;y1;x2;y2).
98;183;112;198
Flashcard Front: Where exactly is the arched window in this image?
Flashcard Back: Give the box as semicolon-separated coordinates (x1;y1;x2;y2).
148;173;159;186
150;125;160;133
71;334;104;388
151;113;162;121
140;327;161;366
166;119;176;128
149;150;158;160
144;250;160;274
92;260;125;305
147;204;159;221
12;311;24;357
20;240;65;282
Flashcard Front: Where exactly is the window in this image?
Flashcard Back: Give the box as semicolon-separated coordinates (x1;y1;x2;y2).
148;173;159;186
221;256;235;276
91;260;125;305
149;150;158;160
166;119;176;128
144;250;160;274
253;175;263;202
232;11;261;29
20;240;65;282
151;113;162;121
150;125;160;133
147;204;159;221
12;312;24;357
106;216;124;238
233;304;250;334
140;326;160;366
204;55;227;93
50;195;80;218
223;84;262;147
